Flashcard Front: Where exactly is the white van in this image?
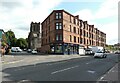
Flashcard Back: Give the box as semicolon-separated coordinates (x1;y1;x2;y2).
11;47;22;52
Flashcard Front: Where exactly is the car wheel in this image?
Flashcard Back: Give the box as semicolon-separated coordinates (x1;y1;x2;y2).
103;55;105;58
105;55;107;58
102;55;104;58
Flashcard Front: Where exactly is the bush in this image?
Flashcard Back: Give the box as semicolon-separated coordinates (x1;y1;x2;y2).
1;42;6;47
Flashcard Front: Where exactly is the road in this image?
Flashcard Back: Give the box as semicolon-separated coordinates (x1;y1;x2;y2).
2;53;119;82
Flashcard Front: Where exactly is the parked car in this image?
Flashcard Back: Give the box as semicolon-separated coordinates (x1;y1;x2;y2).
94;51;107;58
11;47;22;52
27;49;32;53
85;48;94;55
23;48;27;51
114;51;120;54
31;50;37;54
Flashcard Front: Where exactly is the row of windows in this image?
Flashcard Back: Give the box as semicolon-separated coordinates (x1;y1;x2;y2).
70;16;80;26
42;24;105;41
42;34;62;45
69;35;105;46
42;22;62;37
70;26;80;34
42;35;105;46
55;12;105;36
69;25;105;39
70;35;79;43
43;12;62;27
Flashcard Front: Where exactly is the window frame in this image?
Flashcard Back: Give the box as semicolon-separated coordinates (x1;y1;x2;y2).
70;35;72;42
55;22;62;30
56;12;62;19
74;36;76;42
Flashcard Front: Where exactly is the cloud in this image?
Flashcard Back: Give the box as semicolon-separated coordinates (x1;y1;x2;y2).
74;0;118;44
94;0;118;19
100;22;118;44
0;0;119;45
75;9;94;21
0;0;63;38
0;0;22;10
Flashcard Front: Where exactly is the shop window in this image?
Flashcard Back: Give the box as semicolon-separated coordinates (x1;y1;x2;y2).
51;46;54;52
55;45;62;53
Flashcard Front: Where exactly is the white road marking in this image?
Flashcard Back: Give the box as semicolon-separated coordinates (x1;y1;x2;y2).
86;62;90;64
14;67;25;71
100;77;104;80
98;63;118;81
87;70;96;74
108;66;115;73
86;60;97;65
17;80;31;83
46;61;67;66
51;65;79;74
98;74;107;82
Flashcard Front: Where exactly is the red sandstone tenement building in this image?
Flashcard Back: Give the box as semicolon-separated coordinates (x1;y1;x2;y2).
40;10;106;54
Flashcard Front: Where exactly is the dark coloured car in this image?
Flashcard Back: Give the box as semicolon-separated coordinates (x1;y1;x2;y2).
27;49;32;53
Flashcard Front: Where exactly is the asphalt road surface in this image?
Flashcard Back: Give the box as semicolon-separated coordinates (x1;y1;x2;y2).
2;53;119;82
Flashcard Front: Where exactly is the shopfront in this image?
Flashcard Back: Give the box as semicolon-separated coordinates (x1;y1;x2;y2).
63;43;79;55
50;43;79;55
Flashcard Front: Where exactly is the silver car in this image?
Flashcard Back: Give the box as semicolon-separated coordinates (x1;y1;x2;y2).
94;51;107;58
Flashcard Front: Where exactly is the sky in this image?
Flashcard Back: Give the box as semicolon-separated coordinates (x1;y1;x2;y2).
0;0;119;45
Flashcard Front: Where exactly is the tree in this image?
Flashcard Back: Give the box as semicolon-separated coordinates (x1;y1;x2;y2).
5;30;28;49
26;38;28;43
5;30;16;47
11;38;17;47
16;38;28;49
106;45;115;51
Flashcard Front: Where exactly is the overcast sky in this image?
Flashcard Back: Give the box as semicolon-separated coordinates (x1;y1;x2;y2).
0;0;119;45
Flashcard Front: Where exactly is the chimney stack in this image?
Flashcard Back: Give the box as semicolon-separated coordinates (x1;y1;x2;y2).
75;15;79;19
